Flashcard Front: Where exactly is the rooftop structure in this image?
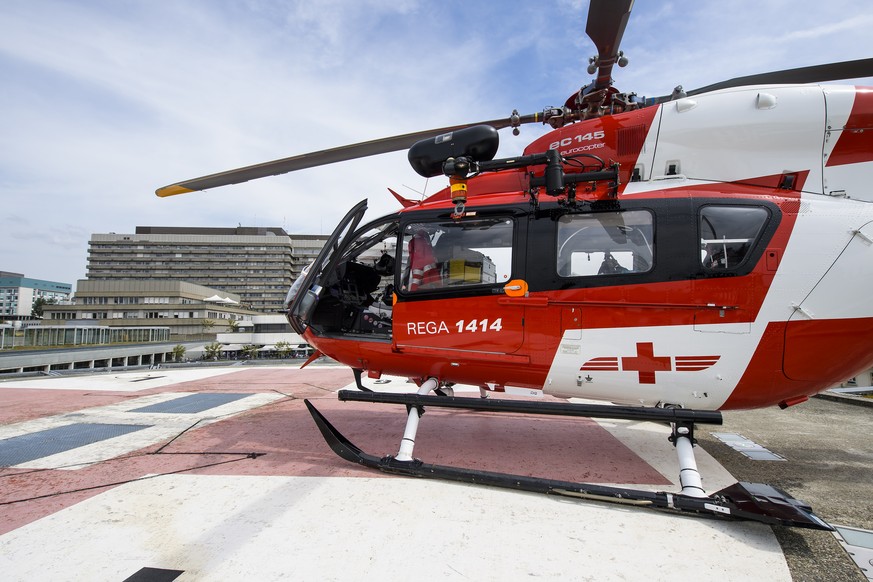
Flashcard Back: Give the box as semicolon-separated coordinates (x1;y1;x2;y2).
86;227;328;312
211;314;309;358
0;324;170;352
41;279;261;340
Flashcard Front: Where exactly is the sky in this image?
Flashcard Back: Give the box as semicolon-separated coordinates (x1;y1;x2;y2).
2;0;872;286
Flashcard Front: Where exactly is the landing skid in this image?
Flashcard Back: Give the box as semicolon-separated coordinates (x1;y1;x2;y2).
304;391;832;531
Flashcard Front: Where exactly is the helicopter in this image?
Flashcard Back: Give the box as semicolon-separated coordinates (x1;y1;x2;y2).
157;0;873;530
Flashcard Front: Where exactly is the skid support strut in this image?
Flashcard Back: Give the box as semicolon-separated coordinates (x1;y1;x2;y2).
395;378;439;461
671;422;706;498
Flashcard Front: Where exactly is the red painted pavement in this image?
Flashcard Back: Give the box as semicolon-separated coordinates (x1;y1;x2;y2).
1;368;669;535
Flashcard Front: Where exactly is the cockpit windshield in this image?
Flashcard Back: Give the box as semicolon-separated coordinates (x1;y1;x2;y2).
286;200;401;338
286;200;369;334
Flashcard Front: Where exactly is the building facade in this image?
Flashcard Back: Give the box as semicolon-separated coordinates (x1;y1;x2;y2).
87;227;327;312
0;271;72;318
42;279;261;340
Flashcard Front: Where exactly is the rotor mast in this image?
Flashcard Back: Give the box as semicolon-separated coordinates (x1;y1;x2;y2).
552;0;638;126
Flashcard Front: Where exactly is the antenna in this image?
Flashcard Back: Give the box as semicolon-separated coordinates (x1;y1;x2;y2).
402;177;430;201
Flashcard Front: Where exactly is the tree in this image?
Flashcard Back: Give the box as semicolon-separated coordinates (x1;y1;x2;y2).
171;344;186;362
202;319;215;332
227;319;239;332
275;340;292;358
241;344;260;360
204;341;222;360
31;297;57;318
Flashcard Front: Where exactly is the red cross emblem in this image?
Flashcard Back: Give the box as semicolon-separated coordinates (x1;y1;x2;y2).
580;342;720;384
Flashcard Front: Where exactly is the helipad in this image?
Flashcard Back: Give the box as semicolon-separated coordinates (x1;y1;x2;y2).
0;365;843;580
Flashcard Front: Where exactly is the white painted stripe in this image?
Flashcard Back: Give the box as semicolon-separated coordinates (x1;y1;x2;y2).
0;368;245;392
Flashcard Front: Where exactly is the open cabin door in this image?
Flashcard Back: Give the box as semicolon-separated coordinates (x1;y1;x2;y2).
289;201;406;342
287;200;368;334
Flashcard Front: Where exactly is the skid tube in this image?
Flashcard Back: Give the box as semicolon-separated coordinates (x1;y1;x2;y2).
304;395;832;531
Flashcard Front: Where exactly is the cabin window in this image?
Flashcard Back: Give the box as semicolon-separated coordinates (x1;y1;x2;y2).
699;206;769;270
400;217;514;292
556;210;654;277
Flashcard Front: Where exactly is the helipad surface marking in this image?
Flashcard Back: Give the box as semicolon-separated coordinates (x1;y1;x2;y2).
832;525;873;580
130;393;250;414
712;432;786;461
0;367;798;580
0;474;791;582
122;567;185;582
0;390;285;469
0;423;151;466
0;368;245;392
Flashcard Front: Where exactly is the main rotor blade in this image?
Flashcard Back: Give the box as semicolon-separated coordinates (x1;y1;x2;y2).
585;0;634;91
655;58;873;103
156;113;541;197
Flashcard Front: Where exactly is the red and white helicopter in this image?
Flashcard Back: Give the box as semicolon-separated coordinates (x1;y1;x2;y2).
158;1;873;529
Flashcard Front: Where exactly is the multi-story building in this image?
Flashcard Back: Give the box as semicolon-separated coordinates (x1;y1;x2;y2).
86;227;328;312
42;279;261;340
0;271;72;318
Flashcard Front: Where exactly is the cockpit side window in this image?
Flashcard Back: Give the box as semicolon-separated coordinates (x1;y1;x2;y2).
699;205;770;271
400;218;514;293
556;210;654;277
